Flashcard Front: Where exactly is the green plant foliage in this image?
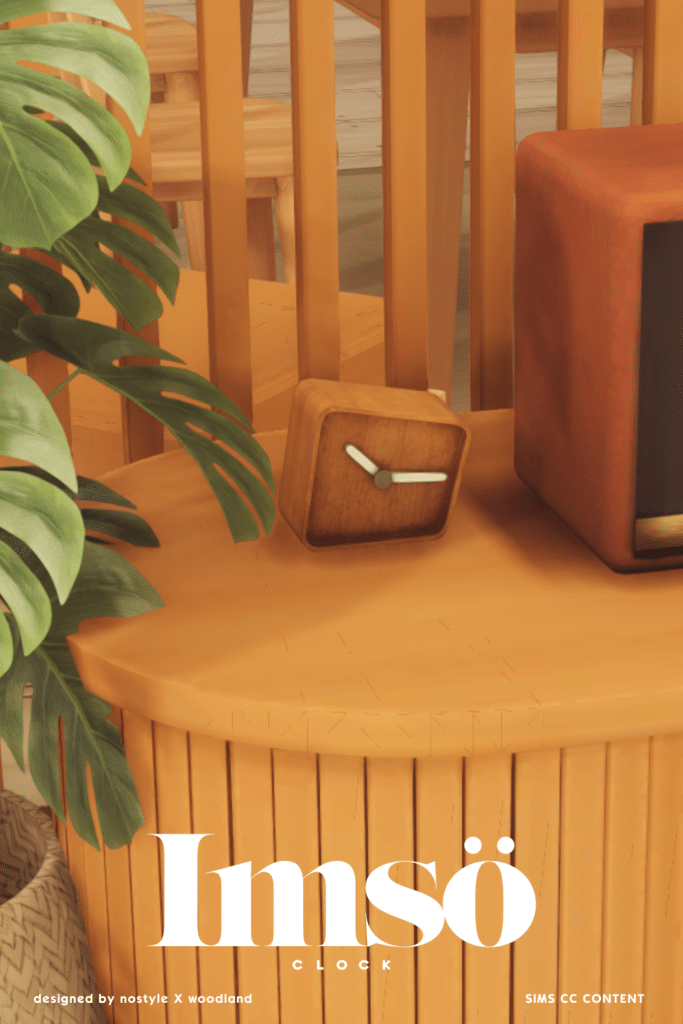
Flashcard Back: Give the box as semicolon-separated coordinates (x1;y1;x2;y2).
15;316;277;540
0;0;277;851
0;362;160;847
0;169;181;345
51;216;179;328
0;465;162;847
0;0;150;249
0;251;81;353
0;360;76;488
0;361;85;674
0;542;161;850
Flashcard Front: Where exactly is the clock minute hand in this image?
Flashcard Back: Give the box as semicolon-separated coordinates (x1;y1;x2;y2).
390;471;448;484
344;444;379;475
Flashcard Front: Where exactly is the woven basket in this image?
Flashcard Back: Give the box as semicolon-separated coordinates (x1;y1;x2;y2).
0;790;106;1024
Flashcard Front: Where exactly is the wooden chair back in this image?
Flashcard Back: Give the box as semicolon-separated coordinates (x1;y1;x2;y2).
468;0;683;411
7;0;683;458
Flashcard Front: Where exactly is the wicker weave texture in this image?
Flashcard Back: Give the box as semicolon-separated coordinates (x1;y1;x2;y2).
0;790;106;1024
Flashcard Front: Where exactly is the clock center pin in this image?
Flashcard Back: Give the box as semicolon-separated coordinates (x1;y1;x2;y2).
373;470;393;490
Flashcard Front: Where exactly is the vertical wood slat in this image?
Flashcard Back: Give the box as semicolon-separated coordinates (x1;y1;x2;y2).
289;0;341;382
272;750;324;1024
188;734;237;1024
75;768;114;1020
601;738;648;1024
380;0;428;392
120;710;168;1024
631;47;644;126
513;750;560;1024
103;0;164;463
469;0;515;412
58;715;104;1021
462;754;512;1024
63;820;99;1008
195;0;253;421
642;734;683;1023
557;744;606;1024
103;707;138;1024
318;754;369;1024
229;743;279;1022
425;17;470;404
556;0;604;130
415;757;463;1024
240;0;254;97
641;0;683;125
153;723;201;1024
365;759;416;1024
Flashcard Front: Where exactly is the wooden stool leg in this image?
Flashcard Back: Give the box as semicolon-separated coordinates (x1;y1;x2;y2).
181;200;206;272
240;0;254;96
158;200;178;230
630;46;643;125
246;197;277;281
274;176;296;285
426;16;470;404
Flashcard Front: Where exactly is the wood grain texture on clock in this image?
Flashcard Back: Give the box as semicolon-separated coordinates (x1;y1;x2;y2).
279;380;471;548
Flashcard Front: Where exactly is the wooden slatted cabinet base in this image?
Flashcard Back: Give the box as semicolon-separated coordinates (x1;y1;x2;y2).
58;716;680;1024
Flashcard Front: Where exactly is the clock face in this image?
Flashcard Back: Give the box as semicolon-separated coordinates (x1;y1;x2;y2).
305;411;467;546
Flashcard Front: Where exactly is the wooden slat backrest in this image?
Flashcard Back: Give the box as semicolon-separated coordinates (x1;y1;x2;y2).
7;4;164;460
470;0;683;411
195;0;431;396
194;0;253;419
381;0;429;390
9;0;683;438
96;0;165;462
288;0;341;381
641;0;683;124
557;0;604;128
469;0;516;412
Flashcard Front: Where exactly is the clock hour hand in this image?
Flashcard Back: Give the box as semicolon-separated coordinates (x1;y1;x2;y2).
344;444;379;475
390;471;448;484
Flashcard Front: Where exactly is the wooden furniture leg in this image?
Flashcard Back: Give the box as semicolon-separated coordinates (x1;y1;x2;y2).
240;0;254;96
246;197;277;281
274;175;297;284
164;71;205;271
158;199;178;229
181;200;206;272
425;16;470;404
631;46;644;124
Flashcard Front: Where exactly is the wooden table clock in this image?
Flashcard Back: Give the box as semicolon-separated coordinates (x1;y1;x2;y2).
278;379;471;548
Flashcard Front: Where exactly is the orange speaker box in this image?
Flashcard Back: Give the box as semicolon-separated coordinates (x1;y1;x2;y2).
515;123;683;572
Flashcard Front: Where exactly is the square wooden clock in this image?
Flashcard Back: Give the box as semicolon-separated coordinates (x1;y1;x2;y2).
278;380;471;549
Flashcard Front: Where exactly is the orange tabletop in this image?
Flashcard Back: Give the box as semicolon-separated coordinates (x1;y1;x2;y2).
69;409;683;759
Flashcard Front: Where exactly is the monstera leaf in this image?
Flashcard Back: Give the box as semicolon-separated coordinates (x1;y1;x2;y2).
1;170;181;344
0;360;84;676
50;213;179;327
15;315;277;541
0;537;161;850
0;461;163;848
0;0;151;250
0;359;163;847
0;250;82;360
